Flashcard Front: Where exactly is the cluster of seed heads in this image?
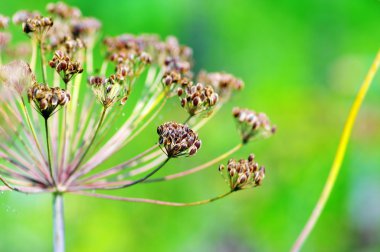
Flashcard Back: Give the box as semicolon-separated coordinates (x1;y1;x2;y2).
27;84;70;118
49;50;83;83
198;71;244;99
157;122;201;158
219;154;265;191
177;82;219;116
233;107;276;143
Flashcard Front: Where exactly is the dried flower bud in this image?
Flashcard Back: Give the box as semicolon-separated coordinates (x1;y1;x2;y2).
233;107;275;144
157;122;201;158
219;154;265;191
27;84;70;119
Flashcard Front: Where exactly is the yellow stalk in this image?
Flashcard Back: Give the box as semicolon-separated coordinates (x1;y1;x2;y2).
292;50;380;252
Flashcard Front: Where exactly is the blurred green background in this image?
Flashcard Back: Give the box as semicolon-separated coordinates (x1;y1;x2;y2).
1;0;380;251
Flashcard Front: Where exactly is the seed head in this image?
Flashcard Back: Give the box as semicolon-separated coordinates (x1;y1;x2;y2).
23;16;53;35
27;84;70;119
177;81;219;117
46;2;82;19
49;50;83;83
232;107;276;144
198;71;243;100
219;154;265;191
12;10;40;25
157;122;201;158
88;75;124;107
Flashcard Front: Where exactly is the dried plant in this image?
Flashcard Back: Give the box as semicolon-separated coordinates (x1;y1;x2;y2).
0;2;276;252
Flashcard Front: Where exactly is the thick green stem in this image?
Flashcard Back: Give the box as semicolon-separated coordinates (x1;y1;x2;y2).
53;193;65;252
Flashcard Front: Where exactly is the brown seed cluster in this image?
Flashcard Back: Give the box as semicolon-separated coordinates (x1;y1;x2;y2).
46;2;81;19
23;16;53;38
219;154;265;191
177;82;219;117
0;15;9;29
198;71;243;100
157;122;201;158
49;50;83;83
27;84;70;119
233;107;276;144
88;75;124;107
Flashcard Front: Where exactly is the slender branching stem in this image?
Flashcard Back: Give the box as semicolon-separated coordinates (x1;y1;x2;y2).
45;118;56;186
103;158;170;190
146;143;243;183
53;193;65;252
183;115;192;125
291;49;380;252
72;190;233;207
0;175;18;191
69;106;107;177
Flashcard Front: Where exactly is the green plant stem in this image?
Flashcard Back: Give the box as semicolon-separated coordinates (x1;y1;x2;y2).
291;49;380;252
30;40;37;72
69;107;107;177
45;118;56;186
53;193;65;252
73;190;232;207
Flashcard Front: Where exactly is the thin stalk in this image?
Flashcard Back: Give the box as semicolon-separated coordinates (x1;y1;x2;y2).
102;158;170;190
0;175;17;191
39;41;47;83
68;107;107;177
291;50;380;252
73;191;233;207
53;193;65;252
45;118;56;186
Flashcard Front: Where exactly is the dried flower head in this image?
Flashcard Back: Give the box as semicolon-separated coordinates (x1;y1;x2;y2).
49;50;83;83
233;107;276;144
27;84;70;118
12;10;40;25
46;2;81;19
0;60;35;95
219;154;265;191
177;82;219;117
23;16;53;42
157;122;201;158
198;71;243;100
0;15;10;29
71;17;101;48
